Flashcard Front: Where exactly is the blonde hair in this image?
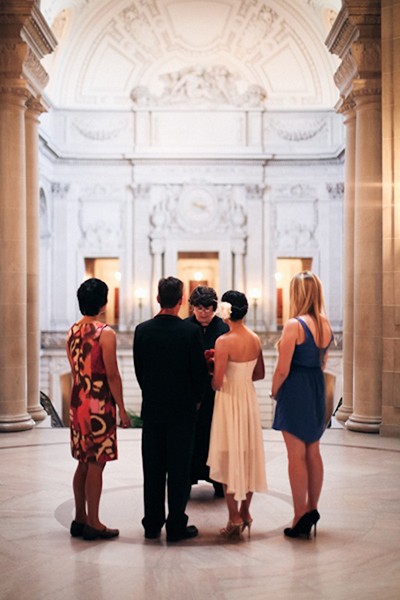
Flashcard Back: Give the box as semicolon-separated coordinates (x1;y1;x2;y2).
289;271;328;347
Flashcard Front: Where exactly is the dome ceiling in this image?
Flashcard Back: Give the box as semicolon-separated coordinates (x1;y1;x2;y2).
41;0;341;110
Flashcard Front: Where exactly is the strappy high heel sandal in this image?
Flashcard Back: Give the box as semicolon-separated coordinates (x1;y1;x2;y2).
241;518;253;538
220;520;243;539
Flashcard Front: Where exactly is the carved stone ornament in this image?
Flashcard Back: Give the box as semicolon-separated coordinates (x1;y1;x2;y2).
149;184;248;236
72;117;128;141
326;182;344;200
131;65;267;108
78;199;123;250
23;48;49;92
268;117;327;142
0;42;28;78
272;186;318;251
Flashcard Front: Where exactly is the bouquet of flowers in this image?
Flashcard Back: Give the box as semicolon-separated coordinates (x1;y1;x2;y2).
204;349;215;375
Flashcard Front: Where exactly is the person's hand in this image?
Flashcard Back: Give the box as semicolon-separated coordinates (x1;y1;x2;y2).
119;409;131;428
204;349;215;375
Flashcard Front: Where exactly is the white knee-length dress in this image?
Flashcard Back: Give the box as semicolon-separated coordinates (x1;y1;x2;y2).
207;359;267;501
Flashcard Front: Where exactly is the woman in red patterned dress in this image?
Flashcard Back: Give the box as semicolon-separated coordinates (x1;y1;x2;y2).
66;278;131;540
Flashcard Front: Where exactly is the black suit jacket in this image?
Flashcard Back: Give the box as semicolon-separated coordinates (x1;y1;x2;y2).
133;314;208;425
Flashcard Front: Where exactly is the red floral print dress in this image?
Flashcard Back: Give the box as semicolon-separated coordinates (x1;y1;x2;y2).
67;321;117;463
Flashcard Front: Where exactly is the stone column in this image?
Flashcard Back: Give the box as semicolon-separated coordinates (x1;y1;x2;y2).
0;88;34;431
232;238;246;291
326;0;382;432
150;237;165;314
0;1;56;431
347;90;382;432
336;102;356;423
26;97;46;422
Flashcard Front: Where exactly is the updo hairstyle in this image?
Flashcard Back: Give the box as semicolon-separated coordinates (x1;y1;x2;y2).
221;290;248;321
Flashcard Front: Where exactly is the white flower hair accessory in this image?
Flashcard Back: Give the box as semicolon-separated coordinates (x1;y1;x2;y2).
218;301;232;320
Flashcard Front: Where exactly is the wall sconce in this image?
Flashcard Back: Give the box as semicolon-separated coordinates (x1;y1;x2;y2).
135;287;146;322
249;288;261;328
193;271;204;281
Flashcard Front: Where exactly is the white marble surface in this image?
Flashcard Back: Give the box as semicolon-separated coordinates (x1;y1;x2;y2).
0;425;399;600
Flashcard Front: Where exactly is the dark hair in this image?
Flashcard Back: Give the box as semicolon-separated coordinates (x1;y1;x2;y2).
189;286;218;311
221;290;248;321
77;278;108;316
158;276;183;308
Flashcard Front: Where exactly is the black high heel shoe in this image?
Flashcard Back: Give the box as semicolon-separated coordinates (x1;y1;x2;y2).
284;513;312;539
308;509;320;538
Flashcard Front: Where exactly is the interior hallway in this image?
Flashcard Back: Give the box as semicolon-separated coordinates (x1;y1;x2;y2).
0;425;399;600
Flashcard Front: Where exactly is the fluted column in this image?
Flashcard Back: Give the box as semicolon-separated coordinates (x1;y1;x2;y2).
26;97;46;422
347;91;382;432
0;89;34;431
336;102;356;423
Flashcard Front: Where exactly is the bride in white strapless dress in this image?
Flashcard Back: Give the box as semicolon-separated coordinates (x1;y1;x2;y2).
207;291;267;539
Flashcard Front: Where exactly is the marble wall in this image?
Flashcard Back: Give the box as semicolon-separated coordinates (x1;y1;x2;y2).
38;88;344;420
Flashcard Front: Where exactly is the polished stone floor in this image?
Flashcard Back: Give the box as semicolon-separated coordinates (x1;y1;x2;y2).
0;423;399;600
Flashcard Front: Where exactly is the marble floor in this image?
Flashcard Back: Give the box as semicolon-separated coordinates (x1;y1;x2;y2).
0;424;399;600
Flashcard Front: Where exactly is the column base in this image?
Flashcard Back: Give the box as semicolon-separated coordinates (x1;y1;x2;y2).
0;414;35;432
335;405;353;423
345;413;381;433
29;405;47;422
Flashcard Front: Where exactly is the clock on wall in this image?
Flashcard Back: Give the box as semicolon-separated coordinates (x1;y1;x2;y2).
178;188;218;229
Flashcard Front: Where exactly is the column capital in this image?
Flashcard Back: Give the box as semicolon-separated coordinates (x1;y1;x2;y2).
326;1;381;109
26;94;47;116
0;1;56;97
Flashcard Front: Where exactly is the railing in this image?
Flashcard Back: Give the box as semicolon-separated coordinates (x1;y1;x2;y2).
40;391;65;427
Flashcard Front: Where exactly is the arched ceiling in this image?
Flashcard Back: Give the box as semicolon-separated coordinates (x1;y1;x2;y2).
40;0;341;110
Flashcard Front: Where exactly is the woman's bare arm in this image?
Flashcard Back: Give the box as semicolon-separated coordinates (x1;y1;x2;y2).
271;319;298;398
100;327;130;427
252;351;265;381
211;336;229;391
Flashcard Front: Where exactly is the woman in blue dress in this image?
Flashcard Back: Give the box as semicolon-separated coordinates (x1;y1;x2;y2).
271;272;333;539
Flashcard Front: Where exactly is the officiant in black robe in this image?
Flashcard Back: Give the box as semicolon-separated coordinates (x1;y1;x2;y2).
186;286;229;497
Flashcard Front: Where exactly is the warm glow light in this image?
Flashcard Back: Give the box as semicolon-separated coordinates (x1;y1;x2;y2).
193;271;203;281
135;287;146;300
274;272;283;282
249;287;261;300
115;271;121;282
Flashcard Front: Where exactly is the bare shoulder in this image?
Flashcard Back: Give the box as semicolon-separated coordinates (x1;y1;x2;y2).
215;332;230;347
100;325;116;344
283;318;300;333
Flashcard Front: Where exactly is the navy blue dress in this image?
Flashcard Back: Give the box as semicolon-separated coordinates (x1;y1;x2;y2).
272;318;332;443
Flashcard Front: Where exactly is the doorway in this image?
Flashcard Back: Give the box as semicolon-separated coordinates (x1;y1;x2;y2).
275;257;312;327
84;257;120;326
177;252;219;318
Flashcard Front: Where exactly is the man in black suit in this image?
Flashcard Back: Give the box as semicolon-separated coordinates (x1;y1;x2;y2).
133;276;208;542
